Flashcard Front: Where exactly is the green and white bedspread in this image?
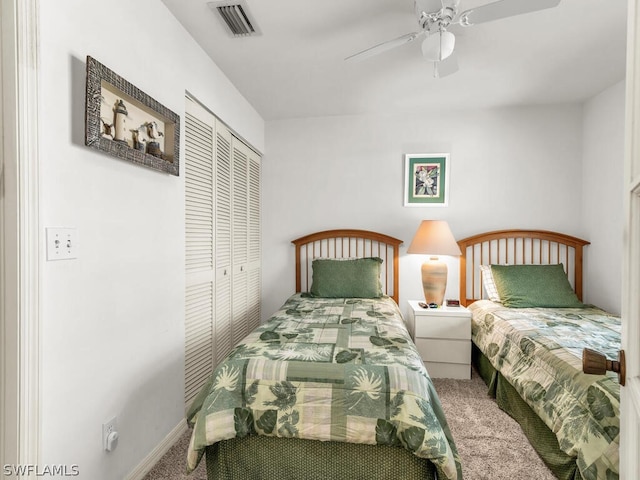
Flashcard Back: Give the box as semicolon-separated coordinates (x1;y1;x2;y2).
470;300;621;480
186;293;462;480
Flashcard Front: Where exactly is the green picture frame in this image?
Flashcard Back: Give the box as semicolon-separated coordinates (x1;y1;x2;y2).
404;153;449;207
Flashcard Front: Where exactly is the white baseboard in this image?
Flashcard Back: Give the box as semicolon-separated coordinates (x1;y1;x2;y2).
125;419;188;480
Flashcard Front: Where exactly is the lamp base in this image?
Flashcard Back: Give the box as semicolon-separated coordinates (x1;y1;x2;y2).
421;257;447;306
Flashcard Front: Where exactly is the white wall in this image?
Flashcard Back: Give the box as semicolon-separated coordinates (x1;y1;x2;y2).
262;105;584;321
582;80;626;314
38;1;263;478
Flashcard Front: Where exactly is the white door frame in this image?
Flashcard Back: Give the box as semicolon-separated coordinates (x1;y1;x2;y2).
1;0;41;475
621;0;640;477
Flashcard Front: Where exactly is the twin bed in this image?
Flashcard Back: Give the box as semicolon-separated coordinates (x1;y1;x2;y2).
185;228;620;480
186;229;461;480
458;229;620;480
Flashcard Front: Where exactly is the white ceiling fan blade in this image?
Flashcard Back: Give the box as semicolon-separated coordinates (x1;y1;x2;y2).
415;0;461;13
433;52;459;78
441;0;461;8
415;0;445;14
458;0;561;27
345;31;423;62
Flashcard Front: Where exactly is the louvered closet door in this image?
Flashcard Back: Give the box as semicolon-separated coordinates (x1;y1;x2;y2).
231;139;261;339
231;138;250;344
184;98;262;407
214;121;234;364
184;99;216;407
247;151;261;331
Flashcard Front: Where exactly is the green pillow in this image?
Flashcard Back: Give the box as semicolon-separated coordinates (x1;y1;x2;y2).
310;257;383;298
491;264;584;308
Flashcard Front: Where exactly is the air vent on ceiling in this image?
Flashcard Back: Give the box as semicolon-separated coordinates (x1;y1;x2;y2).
208;1;261;37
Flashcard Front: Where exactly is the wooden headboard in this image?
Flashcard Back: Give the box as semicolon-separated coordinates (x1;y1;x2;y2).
457;229;590;306
292;229;403;304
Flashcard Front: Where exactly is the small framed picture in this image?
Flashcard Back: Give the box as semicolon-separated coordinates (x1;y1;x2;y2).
404;153;450;207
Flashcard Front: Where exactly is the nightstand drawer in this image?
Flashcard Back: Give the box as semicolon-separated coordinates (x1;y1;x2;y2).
414;316;470;340
414;338;471;364
425;362;471;380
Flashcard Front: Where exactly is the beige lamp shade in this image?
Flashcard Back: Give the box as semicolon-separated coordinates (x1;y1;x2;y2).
407;220;461;305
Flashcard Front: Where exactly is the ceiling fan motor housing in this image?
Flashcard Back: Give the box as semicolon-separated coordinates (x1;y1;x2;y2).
416;0;458;31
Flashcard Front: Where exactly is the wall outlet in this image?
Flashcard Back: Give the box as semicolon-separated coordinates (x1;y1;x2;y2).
102;416;119;452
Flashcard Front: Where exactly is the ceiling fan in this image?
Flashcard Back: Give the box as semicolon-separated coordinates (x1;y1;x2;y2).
345;0;562;77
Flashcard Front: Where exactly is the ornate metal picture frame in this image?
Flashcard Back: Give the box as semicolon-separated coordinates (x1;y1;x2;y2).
85;56;180;176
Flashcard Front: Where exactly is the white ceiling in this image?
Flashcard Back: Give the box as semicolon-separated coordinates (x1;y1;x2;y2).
162;0;628;121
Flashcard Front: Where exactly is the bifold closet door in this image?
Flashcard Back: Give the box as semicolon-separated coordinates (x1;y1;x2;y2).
230;138;262;343
231;138;249;344
184;97;261;408
247;149;261;332
214;121;233;364
184;99;216;407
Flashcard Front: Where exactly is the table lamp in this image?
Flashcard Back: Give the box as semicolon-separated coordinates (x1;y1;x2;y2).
407;220;461;306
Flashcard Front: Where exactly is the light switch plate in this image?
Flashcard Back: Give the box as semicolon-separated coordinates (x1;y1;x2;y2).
46;227;78;261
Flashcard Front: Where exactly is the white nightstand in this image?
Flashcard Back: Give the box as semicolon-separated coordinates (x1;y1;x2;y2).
408;300;471;379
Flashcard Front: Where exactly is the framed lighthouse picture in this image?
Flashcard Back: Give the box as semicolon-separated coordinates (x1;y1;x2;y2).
84;55;180;176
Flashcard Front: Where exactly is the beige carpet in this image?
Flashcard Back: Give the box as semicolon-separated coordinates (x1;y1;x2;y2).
432;370;556;480
144;369;556;480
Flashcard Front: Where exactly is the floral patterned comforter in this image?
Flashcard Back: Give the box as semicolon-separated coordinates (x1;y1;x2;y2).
470;300;620;480
186;294;462;480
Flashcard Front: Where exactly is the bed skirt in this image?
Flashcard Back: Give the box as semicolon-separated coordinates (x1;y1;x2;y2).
205;435;437;480
473;344;582;480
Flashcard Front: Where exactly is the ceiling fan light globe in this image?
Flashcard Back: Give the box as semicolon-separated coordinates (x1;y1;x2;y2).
421;31;455;62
